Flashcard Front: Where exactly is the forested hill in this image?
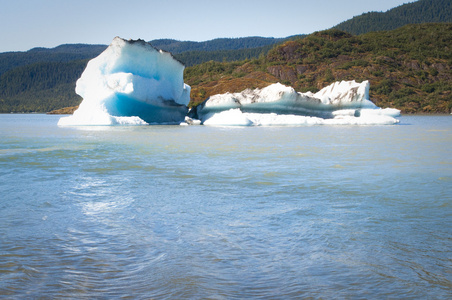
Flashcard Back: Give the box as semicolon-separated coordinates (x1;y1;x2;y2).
185;24;452;114
334;0;452;35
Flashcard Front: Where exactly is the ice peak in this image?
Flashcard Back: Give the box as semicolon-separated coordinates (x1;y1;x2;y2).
314;80;370;105
58;36;190;126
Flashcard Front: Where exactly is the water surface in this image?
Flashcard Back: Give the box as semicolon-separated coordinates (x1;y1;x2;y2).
0;114;451;298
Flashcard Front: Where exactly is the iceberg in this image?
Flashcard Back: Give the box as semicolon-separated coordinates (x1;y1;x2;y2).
58;37;191;126
194;81;400;126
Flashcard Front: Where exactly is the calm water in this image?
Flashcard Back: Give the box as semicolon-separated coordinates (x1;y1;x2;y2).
0;114;451;299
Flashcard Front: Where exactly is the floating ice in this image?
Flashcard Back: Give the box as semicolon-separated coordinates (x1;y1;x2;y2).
195;81;400;126
58;37;191;126
57;37;399;127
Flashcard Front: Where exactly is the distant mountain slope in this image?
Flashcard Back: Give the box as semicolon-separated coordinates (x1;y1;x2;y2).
0;37;293;76
150;36;288;54
334;0;452;35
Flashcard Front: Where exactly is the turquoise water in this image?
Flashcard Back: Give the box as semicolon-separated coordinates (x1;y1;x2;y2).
0;114;451;299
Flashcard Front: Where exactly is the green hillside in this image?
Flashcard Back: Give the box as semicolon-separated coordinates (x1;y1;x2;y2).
186;24;452;114
334;0;452;35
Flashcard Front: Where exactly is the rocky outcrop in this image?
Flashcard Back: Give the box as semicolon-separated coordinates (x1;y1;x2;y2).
267;66;298;83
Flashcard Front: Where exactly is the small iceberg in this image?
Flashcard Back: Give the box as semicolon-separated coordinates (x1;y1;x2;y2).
193;81;400;126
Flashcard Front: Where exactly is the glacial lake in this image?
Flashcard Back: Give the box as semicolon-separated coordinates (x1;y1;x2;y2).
1;114;451;299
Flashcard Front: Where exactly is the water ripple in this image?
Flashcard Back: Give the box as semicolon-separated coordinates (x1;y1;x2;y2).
1;115;451;298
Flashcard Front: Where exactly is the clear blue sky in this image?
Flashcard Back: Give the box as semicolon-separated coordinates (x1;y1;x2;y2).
0;0;414;52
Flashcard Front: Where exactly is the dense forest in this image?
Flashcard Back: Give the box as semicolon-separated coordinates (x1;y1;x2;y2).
0;0;451;114
0;61;85;113
335;0;452;35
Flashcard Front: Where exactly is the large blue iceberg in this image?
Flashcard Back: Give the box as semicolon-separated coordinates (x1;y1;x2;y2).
58;37;190;125
59;37;400;126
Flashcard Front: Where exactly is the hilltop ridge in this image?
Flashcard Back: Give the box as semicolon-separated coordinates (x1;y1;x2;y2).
334;0;452;34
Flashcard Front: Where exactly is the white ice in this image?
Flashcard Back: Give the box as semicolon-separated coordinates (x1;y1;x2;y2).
58;37;191;126
196;81;400;126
